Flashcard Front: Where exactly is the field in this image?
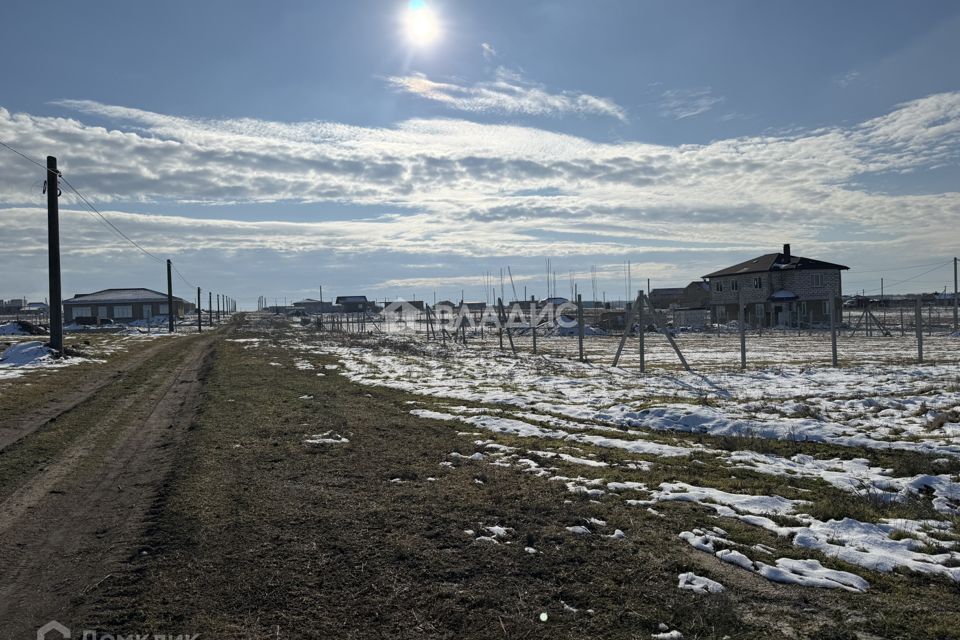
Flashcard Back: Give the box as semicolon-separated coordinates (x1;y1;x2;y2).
0;314;958;639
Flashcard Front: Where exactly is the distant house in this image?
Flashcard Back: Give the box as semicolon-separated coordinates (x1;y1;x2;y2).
292;298;333;314
62;288;189;324
0;299;26;314
649;281;710;310
335;295;371;313
703;244;848;326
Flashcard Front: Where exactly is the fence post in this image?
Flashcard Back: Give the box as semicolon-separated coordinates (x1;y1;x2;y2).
577;294;585;362
531;295;537;355
954;256;958;332
739;291;746;370
915;299;924;363
638;291;645;375
829;296;838;367
197;287;202;333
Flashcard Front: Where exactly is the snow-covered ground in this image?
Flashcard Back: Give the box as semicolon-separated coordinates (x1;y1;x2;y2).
287;328;960;591
0;331;183;382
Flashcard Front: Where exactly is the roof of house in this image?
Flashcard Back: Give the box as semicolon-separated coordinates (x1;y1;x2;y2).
63;288;185;305
703;253;849;278
335;295;368;304
650;287;686;296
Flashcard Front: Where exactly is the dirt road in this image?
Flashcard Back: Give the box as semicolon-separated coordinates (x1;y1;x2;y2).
0;332;216;639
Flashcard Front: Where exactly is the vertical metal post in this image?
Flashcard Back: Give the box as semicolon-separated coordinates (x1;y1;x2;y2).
638;291;645;375
738;291;746;370
829;296;838;367
577;293;584;362
530;295;537;355
197;287;202;333
915;299;924;363
954;257;958;332
217;294;221;322
166;259;175;333
46;156;63;354
208;292;212;326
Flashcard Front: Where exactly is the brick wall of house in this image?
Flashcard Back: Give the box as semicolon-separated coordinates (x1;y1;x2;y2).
708;268;844;325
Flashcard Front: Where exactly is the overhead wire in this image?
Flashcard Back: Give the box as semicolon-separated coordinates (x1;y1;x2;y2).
2;138;204;294
851;261;952;294
0;139;48;171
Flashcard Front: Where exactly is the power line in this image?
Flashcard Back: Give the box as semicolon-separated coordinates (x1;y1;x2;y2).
849;260;950;274
853;261;951;294
59;174;165;264
0;139;49;171
170;261;195;288
4;140;205;299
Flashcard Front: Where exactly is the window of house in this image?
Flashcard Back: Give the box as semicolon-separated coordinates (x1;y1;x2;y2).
714;281;723;292
731;280;739;291
753;276;762;289
113;305;133;319
812;274;824;287
159;304;169;314
71;306;91;318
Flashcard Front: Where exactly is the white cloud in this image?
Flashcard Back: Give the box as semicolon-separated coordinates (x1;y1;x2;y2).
481;42;497;60
385;68;628;121
659;87;725;119
837;70;861;88
1;92;960;301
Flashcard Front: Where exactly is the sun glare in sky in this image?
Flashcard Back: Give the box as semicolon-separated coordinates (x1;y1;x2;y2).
404;0;441;47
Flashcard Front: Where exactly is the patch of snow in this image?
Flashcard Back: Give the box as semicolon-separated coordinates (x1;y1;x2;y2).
677;572;725;594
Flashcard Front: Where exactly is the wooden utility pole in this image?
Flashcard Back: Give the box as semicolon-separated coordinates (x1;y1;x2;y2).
166;259;175;333
46;156;63;355
197;287;202;333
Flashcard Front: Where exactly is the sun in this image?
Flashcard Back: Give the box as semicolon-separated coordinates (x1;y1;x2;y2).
404;0;441;47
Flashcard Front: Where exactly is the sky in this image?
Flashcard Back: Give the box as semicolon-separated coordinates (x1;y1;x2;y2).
1;0;959;308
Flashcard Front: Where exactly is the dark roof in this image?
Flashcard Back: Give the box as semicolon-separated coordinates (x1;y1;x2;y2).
335;295;368;304
650;287;685;296
703;253;849;278
63;288;185;305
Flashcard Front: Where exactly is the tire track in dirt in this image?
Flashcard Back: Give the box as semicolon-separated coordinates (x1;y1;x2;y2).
0;334;216;639
0;337;180;451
